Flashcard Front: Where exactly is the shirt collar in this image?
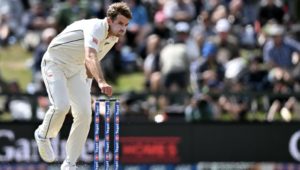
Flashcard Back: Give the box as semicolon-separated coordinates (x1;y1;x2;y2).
104;17;109;38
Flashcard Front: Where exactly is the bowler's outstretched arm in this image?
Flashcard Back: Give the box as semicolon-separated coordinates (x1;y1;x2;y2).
85;47;112;96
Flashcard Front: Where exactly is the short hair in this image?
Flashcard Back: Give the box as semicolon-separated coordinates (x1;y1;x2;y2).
107;2;132;20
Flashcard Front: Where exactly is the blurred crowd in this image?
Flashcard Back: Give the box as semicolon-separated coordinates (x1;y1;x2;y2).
1;0;300;123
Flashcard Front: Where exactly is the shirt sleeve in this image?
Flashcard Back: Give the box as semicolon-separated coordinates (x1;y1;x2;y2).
286;37;300;52
263;40;273;63
83;19;106;52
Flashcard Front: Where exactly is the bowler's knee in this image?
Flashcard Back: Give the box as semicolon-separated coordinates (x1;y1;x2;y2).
74;106;92;124
53;102;70;115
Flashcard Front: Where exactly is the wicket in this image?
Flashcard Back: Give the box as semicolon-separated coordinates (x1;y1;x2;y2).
94;98;120;170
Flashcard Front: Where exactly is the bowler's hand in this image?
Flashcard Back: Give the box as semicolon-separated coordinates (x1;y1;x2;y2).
98;81;113;97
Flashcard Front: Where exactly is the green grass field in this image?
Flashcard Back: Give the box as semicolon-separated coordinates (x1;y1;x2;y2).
113;72;145;92
0;45;32;90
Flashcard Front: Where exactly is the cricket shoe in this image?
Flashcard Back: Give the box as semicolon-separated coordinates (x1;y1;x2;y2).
34;129;56;162
61;160;77;170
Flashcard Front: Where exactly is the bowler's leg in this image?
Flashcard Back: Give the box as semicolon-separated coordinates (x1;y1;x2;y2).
64;70;92;165
35;60;71;163
37;61;71;138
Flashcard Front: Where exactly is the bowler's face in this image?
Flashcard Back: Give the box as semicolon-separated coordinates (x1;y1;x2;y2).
108;15;129;38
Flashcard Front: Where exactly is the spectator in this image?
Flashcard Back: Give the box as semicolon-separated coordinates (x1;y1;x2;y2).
33;28;56;73
238;56;270;114
263;23;300;121
209;18;239;65
184;93;216;122
224;57;247;81
228;0;244;26
150;11;171;42
0;14;10;46
191;10;215;38
210;4;227;24
190;41;224;94
119;38;139;73
143;34;161;92
257;0;285;28
266;69;297;122
242;0;260;25
88;0;106;19
255;0;285;46
185;28;206;62
218;78;251;121
119;91;149;122
36;96;50;120
5;81;32;120
125;0;151;48
0;0;24;46
163;0;196;23
202;0;221;13
22;0;55;51
228;0;257;49
159;22;190;92
263;24;300;69
241;56;270;92
54;0;91;32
